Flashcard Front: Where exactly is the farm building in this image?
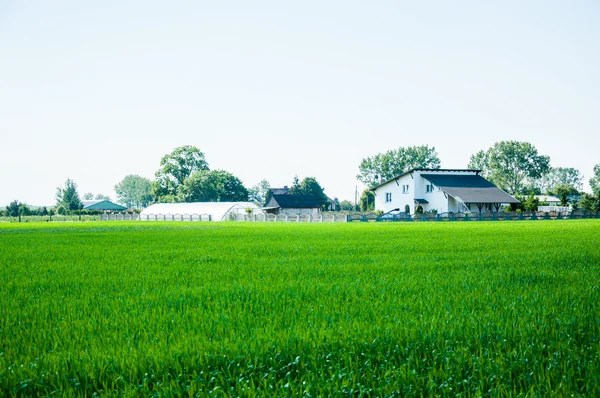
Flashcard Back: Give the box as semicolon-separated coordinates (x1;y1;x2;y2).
263;194;322;215
372;168;519;214
267;186;335;210
82;200;127;211
140;202;261;221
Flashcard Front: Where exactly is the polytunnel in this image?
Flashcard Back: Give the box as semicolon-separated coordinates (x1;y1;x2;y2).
139;202;262;221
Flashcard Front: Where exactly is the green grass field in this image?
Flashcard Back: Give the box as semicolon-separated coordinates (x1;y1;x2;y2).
1;221;599;396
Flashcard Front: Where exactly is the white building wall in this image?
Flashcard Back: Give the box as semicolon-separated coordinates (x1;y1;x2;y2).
373;174;414;214
279;208;320;215
375;169;483;214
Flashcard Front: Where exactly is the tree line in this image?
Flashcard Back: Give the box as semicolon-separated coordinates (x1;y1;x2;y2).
4;141;600;216
3;145;335;216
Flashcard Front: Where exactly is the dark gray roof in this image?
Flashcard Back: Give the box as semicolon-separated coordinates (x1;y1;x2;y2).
371;168;481;190
421;174;519;204
82;200;127;211
264;194;321;209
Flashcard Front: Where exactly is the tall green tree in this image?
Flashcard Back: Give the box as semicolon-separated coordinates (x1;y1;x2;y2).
553;184;576;207
339;200;355;211
152;146;209;201
299;177;329;208
83;192;94;200
590;164;600;196
467;150;491;178
579;193;600;211
357;145;441;188
95;193;111;201
178;170;248;203
534;167;583;194
209;170;249;202
56;178;82;211
469;141;550;194
289;175;301;193
115;175;153;208
288;176;329;209
5;200;20;217
248;179;271;206
359;189;375;211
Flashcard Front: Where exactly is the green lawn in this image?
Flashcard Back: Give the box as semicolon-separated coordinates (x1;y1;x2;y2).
1;221;599;396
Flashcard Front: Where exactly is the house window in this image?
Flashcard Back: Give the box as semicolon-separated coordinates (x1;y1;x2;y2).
426;184;434;193
385;192;392;202
402;185;409;194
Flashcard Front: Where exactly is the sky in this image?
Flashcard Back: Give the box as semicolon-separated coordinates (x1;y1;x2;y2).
1;1;599;206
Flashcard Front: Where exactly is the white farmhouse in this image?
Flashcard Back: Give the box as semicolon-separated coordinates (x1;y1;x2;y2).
372;168;519;214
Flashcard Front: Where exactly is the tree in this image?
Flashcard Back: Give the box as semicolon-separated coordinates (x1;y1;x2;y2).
553;184;575;207
289;175;301;193
535;167;583;194
153;146;209;201
469;141;550;194
288;176;329;209
115;175;153;208
339;200;354;211
248;179;271;206
209;170;249;202
298;177;329;208
178;170;248;203
579;193;600;211
467;150;491;178
83;192;94;200
19;203;31;216
359;189;375;211
56;178;82;211
590;164;600;196
358;145;441;188
95;193;111;201
5;200;20;217
521;193;540;212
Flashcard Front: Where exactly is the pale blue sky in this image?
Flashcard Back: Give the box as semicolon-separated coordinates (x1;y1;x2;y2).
1;1;598;205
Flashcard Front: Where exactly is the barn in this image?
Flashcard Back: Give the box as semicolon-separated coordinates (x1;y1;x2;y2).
139;202;262;221
262;194;322;215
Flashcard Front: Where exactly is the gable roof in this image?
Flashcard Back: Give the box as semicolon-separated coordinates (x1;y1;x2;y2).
421;174;519;204
265;194;322;209
371;168;481;190
82;200;127;211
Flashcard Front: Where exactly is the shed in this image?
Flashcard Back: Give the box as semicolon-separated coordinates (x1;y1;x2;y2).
263;194;322;215
140;202;261;221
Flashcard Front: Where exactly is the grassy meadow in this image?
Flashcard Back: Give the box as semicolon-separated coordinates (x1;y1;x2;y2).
0;220;599;396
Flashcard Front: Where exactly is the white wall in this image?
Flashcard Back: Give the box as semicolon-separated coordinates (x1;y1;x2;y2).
373;174;414;214
280;208;320;215
374;170;483;214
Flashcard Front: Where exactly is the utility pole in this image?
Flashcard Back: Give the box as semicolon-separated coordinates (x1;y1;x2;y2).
354;185;358;212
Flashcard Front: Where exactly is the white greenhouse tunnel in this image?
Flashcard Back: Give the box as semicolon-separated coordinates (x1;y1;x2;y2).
140;202;261;221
